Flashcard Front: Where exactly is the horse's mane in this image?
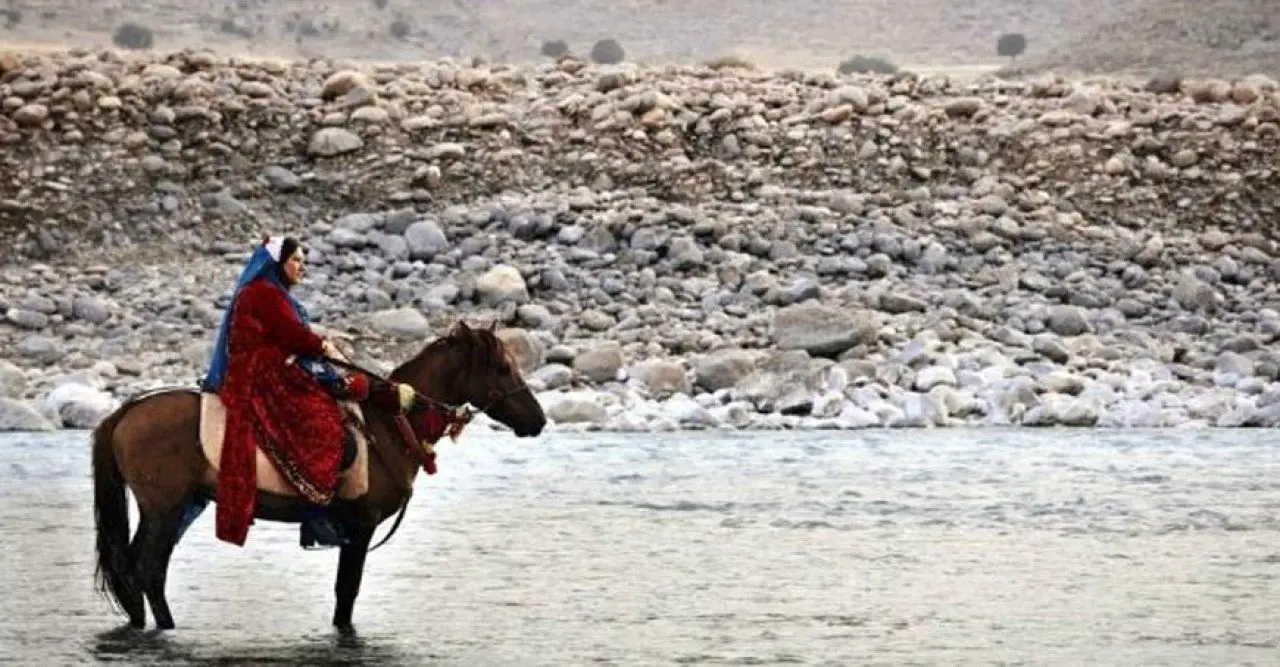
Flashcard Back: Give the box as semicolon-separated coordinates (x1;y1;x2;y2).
389;320;513;381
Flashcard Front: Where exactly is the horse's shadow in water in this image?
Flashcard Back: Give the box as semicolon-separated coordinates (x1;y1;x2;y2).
90;624;426;666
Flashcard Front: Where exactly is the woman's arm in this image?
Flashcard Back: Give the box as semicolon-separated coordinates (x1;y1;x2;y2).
236;278;326;356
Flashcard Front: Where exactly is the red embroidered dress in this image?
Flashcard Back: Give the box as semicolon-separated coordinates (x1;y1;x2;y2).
215;276;347;546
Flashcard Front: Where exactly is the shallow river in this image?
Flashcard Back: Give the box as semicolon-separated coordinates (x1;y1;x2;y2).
0;428;1277;666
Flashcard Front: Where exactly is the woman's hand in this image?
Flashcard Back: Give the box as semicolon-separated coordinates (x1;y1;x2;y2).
321;338;341;360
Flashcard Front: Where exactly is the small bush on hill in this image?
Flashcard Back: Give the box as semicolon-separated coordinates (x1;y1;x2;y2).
837;54;897;75
704;52;756;71
541;39;569;58
389;17;411;40
112;22;154;50
590;38;625;65
2;9;21;28
997;33;1027;62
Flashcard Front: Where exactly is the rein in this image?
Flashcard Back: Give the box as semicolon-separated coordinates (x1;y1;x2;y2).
320;354;527;553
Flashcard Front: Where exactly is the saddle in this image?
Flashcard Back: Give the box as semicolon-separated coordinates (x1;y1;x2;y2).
198;392;371;500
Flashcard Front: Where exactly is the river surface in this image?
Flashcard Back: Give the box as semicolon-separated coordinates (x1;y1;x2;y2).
0;428;1277;666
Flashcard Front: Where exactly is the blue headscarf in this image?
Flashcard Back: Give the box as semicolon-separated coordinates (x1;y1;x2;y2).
201;239;311;393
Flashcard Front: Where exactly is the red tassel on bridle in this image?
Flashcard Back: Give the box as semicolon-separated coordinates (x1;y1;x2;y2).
393;405;473;476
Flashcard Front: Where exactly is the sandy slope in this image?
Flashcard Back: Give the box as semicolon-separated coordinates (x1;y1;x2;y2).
0;0;1274;78
1025;0;1279;76
1;0;1122;70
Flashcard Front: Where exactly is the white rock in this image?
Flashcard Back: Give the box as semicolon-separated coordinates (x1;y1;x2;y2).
0;398;57;432
543;390;608;424
370;307;431;340
43;383;120;429
660;393;718;428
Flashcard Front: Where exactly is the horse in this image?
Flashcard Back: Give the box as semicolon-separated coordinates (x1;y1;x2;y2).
90;320;547;632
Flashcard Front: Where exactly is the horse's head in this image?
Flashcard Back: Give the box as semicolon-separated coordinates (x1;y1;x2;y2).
391;320;546;437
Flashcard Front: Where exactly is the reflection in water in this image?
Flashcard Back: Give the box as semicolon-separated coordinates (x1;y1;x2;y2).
89;624;411;665
1;429;1277;665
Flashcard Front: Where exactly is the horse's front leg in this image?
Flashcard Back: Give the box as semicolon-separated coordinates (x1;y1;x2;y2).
332;521;374;632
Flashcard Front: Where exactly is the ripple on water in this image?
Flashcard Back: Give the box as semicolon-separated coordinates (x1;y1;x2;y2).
0;428;1276;666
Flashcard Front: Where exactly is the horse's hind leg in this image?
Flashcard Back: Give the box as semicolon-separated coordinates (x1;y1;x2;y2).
130;511;184;630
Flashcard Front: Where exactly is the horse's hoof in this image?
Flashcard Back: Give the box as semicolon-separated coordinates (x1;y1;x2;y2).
128;618;146;630
156;619;176;631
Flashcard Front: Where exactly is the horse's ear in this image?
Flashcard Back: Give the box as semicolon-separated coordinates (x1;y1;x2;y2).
451;319;471;337
488;318;497;332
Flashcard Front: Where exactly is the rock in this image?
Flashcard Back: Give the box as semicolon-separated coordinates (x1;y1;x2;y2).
321;70;376;100
369;307;431;339
403;220;449;258
531;363;574;390
773;303;875;357
914;365;957;391
13;104;49;127
43;382;119;429
308;128;364;157
72;296;110;324
694;348;757;391
1047;306;1090;336
263;166;302;191
628;359;691;398
474;265;529;306
573;342;624;383
495;328;545;373
879;292;928;313
1173;274;1222;313
0;398;56;432
0;361;26;398
544;391;608;424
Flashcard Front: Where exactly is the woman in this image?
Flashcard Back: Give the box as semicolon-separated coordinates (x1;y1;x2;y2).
203;235;411;549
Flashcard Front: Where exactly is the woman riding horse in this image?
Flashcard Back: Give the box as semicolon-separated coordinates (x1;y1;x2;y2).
202;235;416;549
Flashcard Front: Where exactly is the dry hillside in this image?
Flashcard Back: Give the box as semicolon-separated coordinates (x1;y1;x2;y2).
1;0;1127;70
3;1;1274;76
1025;0;1279;77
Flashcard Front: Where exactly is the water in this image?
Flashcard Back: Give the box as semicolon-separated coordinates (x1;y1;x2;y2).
0;428;1277;666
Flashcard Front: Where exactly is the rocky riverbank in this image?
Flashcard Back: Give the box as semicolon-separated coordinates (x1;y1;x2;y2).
2;47;1280;433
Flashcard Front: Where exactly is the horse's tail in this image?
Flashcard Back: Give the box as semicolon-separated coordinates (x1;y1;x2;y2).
92;404;137;613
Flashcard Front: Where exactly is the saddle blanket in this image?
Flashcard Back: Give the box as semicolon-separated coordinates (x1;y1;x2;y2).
198;391;370;500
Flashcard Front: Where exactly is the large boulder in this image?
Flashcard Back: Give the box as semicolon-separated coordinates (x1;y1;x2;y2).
694;348;757;391
543;391;608;424
573;342;624;383
772;303;876;357
370;307;431;340
474;265;529;306
308;128;364;157
0;398;56;432
627;359;691;398
43;382;119;429
403;220;449;258
495;328;545;374
0;360;26;398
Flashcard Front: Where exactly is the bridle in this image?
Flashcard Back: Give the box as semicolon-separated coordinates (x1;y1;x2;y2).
321;354;531;552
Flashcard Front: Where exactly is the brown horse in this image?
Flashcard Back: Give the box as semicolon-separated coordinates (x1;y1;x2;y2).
91;321;546;632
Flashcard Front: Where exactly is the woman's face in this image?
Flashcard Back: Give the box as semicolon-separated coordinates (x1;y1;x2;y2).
281;248;306;285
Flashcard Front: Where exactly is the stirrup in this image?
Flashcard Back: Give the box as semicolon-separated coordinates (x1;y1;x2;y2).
300;515;349;550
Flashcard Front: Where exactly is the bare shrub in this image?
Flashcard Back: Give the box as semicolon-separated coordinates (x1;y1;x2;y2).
389;17;411;40
997;33;1027;62
704;52;756;71
837;55;897;75
541;39;569;58
590;38;625;65
112;22;154;50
